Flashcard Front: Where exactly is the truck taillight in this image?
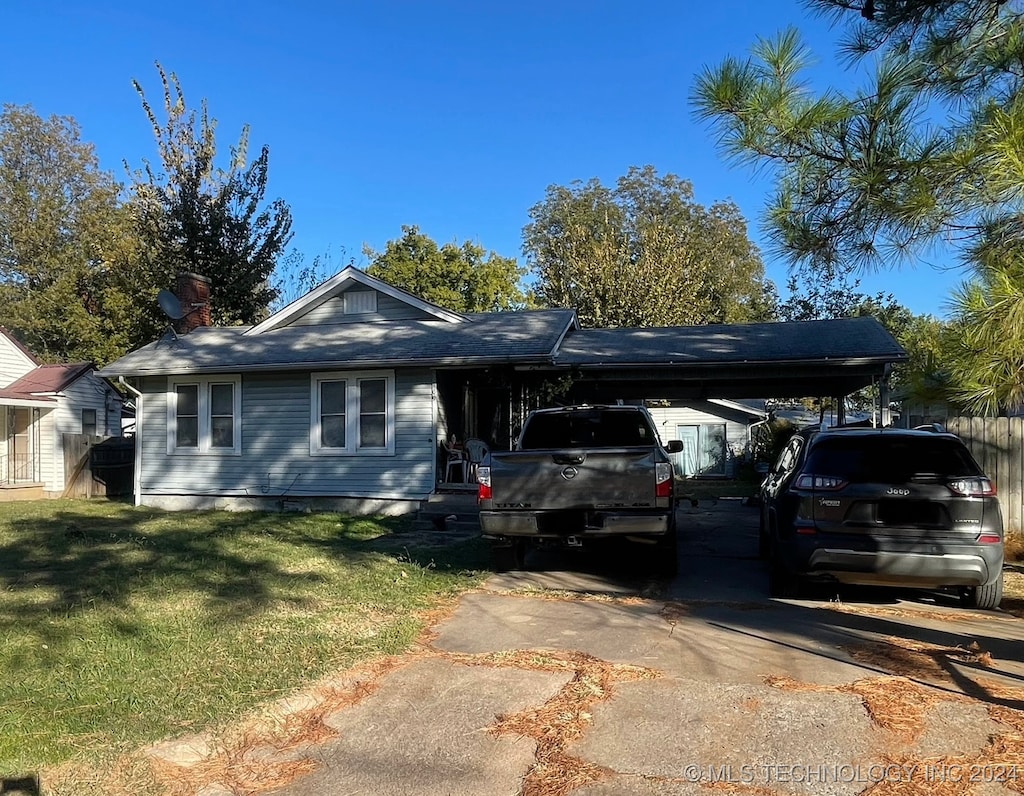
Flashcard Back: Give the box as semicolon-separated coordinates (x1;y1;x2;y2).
477;466;491;502
655;462;673;499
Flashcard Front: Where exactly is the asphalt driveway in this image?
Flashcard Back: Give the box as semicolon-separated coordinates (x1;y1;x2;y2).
161;501;1024;796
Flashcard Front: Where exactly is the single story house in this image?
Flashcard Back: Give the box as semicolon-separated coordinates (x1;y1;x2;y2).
0;328;123;499
97;267;907;514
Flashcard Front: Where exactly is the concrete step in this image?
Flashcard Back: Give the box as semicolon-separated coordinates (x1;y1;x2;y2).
417;493;481;527
423;492;479;509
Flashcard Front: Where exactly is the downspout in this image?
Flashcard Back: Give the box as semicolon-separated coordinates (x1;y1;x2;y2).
747;416;770;464
119;377;143;507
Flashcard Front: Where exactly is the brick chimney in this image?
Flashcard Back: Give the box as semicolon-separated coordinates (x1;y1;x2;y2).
175;272;212;333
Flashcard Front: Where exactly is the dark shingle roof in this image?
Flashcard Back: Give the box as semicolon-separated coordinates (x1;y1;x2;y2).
98;310;578;377
554;316;907;366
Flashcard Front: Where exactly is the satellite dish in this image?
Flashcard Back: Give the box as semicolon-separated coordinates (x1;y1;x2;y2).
158;290;186;320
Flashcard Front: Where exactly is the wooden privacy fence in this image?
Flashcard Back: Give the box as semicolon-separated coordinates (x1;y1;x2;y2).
946;417;1024;536
62;434;134;498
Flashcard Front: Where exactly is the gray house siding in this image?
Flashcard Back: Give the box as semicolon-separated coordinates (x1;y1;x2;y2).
285;288;436;327
137;368;436;511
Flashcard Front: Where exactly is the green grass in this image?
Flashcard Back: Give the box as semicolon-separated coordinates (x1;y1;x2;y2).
0;500;487;781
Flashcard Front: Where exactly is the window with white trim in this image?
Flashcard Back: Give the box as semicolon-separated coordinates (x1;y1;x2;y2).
167;376;242;454
311;371;395;455
81;408;97;436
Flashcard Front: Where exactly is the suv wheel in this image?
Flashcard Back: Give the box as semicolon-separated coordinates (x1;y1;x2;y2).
768;554;801;599
757;510;769;559
960;575;1004;610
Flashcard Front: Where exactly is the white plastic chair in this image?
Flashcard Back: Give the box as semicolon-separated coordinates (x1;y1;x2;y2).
442;436;466;482
463;438;489;482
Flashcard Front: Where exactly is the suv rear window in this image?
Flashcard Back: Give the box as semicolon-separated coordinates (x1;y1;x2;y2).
804;435;981;484
520;410;655;449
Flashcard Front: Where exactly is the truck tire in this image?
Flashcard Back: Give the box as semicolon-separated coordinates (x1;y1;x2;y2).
491;539;527;572
653;526;678;577
960;575;1003;610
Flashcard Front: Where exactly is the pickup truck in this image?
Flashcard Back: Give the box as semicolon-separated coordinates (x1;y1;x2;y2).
477;405;682;572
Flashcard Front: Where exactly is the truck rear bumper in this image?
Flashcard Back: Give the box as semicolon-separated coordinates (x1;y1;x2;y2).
480;510;672;537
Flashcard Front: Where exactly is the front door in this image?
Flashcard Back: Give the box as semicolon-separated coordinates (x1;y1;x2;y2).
5;407;40;484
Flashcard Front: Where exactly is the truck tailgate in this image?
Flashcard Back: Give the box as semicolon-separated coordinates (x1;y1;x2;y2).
488;448;658;510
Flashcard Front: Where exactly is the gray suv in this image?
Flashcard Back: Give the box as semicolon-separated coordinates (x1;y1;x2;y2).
760;427;1004;609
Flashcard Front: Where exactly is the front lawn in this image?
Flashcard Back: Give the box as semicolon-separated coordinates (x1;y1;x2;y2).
0;500;485;788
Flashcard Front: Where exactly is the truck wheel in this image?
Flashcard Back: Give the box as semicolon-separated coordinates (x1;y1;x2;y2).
653;528;678;577
491;539;526;572
960;575;1003;610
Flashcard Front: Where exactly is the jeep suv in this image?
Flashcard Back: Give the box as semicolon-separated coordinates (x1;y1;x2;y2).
759;427;1004;609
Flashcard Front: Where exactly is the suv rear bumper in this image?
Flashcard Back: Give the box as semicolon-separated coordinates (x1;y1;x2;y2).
480;510;672;538
780;537;1003;587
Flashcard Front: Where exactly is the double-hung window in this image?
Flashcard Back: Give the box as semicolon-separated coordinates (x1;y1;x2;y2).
167;376;242;454
311;371;394;455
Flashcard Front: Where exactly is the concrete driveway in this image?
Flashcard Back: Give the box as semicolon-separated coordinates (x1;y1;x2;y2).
234;502;1024;795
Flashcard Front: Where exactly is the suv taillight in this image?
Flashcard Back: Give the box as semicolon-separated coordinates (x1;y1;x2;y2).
477;466;491;502
947;477;996;497
794;474;847;490
655;462;673;498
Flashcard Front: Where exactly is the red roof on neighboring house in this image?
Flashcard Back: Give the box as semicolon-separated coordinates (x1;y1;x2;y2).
0;363;94;403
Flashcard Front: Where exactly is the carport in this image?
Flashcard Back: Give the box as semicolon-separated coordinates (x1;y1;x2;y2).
513;315;907;425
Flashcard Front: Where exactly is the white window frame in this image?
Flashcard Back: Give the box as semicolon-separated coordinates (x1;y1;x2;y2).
310;370;395;456
167;375;242;455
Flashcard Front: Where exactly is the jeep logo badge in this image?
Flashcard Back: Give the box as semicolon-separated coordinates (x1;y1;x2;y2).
887;488;911;496
561;467;579;480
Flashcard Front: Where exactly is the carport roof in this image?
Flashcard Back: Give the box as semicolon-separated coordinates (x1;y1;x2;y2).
535;316;908;400
554;316;905;366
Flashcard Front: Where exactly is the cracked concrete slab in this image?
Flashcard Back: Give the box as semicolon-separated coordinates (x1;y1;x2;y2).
260;502;1023;796
269;657;569;796
570;677;879;796
432;591;875;686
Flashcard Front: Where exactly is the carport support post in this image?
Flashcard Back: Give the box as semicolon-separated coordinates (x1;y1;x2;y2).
880;375;891;427
835;396;846;426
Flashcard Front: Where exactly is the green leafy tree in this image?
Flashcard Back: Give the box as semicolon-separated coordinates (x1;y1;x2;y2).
693;1;1024;412
522;166;776;328
130;63;294;327
272;246;355;311
365;225;529;313
0;104;142;364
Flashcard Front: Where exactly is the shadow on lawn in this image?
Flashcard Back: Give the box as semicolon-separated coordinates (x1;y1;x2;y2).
0;504;483;642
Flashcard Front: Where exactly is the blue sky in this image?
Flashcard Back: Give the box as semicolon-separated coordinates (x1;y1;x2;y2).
1;1;965;317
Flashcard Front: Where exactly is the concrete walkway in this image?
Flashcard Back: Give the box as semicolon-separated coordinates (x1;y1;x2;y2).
253;501;1024;796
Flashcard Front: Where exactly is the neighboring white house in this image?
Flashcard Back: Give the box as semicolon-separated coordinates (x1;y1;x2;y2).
0;328;123;499
647;399;767;478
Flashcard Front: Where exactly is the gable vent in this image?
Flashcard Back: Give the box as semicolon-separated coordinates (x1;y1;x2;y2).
343;291;377;314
